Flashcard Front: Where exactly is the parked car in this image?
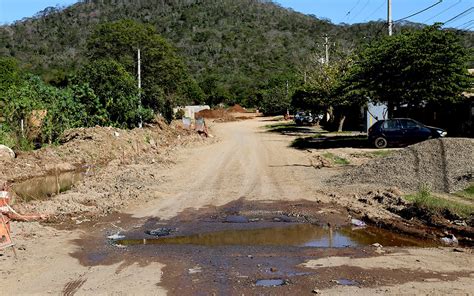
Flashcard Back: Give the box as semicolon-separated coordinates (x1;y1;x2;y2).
294;111;314;126
368;118;447;148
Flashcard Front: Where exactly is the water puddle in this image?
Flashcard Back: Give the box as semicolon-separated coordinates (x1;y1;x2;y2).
255;279;287;287
11;169;86;201
336;279;358;286
115;224;436;248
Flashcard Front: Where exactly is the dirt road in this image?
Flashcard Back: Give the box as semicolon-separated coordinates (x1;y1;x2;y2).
130;119;334;219
2;118;473;295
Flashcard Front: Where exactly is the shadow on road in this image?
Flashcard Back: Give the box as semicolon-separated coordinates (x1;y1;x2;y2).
291;135;370;149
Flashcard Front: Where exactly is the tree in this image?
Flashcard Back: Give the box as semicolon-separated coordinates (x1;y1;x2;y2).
0;57;23;95
349;25;472;114
87;20;203;113
75;59;149;127
292;57;363;131
258;73;299;115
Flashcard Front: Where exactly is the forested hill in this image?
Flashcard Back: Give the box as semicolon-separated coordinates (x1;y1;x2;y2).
1;0;472;104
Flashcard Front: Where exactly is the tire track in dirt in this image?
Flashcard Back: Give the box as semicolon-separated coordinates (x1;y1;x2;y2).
131;119;329;220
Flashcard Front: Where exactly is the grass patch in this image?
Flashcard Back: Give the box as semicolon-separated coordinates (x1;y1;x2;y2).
322;152;350;165
369;150;393;157
264;122;296;130
405;186;474;218
454;184;474;201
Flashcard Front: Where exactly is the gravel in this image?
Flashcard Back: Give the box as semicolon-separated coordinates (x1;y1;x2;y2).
333;138;474;193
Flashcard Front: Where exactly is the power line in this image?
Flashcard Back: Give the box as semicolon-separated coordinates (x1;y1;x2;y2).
424;0;462;23
456;19;474;29
442;7;474;25
350;0;371;22
346;0;362;19
395;0;444;22
364;0;385;21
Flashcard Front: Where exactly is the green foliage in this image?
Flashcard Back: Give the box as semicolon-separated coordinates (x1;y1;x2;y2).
405;185;474;218
322;152;350;165
40;87;87;144
0;124;16;148
76;58;143;127
454;184;474;201
87;20;202;112
174;109;185;120
349;25;472;110
258;73;299;115
0;57;23;94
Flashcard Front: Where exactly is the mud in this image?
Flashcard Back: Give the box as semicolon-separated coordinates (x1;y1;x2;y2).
11;168;87;201
115;224;437;248
65;199;460;295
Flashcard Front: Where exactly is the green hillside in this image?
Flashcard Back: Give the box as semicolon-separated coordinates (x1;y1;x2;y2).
0;0;472;104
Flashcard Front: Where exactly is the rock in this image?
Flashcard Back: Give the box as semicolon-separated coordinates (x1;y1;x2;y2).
453;248;464;253
440;234;458;245
145;227;174;237
351;218;366;227
372;243;383;248
0;145;15;159
107;232;125;240
224;215;249;223
453;220;467;227
312;288;321;294
270;267;278;272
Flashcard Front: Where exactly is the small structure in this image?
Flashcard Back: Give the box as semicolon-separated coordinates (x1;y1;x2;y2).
366;103;388;132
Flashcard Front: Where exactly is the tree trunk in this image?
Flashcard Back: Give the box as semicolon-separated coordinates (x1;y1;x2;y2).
338;115;346;132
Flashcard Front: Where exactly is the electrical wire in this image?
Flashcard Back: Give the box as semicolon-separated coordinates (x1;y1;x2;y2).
456;19;474;29
364;0;385;21
349;0;371;22
424;0;462;22
443;7;474;25
395;0;444;22
346;0;362;18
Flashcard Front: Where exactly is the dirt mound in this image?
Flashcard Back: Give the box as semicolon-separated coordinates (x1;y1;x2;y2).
334;138;474;193
228;104;246;113
196;109;235;121
0;119;208;184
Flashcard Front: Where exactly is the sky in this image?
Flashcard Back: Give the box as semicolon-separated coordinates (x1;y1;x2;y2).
0;0;473;29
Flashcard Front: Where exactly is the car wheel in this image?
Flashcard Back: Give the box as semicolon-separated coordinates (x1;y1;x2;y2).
374;137;388;149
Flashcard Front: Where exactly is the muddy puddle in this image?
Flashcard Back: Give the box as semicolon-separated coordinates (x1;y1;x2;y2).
115;223;436;248
11;169;86;201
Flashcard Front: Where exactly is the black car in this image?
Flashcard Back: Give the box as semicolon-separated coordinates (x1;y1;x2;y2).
368;118;447;148
294;111;314;126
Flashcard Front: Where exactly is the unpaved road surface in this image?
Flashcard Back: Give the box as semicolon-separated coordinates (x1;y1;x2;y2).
2;118;473;295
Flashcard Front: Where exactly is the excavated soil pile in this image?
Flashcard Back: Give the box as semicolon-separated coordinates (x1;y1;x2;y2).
196;109;235;121
228;104;246;113
334;138;474;193
0;118;206;183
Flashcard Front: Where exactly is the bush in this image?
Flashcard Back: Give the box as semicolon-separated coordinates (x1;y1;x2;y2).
0;124;16;148
174;109;185;120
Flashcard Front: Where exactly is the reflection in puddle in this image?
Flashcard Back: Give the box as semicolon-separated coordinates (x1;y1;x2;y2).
255;279;286;287
116;224;436;248
337;279;358;286
12;170;85;201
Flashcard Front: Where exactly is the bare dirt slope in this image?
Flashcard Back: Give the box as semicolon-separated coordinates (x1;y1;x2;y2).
2;118;473;295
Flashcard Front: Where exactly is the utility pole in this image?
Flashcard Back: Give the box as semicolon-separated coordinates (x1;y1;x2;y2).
388;0;393;36
323;34;329;64
137;48;143;128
